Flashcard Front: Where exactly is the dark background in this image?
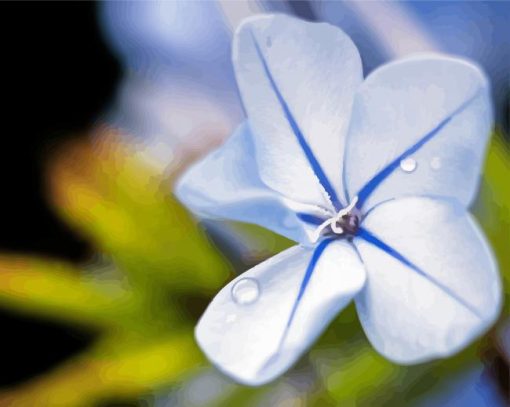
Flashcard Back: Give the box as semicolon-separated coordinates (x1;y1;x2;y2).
0;2;119;386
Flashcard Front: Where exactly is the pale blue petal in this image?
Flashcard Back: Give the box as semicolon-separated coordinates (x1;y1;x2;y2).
344;54;493;211
196;241;366;385
234;14;363;210
354;197;501;364
176;122;332;244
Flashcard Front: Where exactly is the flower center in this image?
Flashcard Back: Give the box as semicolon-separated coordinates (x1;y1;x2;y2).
332;211;360;236
312;197;361;242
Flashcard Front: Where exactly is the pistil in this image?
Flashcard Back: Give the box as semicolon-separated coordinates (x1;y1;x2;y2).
312;197;360;242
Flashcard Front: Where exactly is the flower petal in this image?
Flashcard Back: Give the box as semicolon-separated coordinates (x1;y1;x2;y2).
196;240;366;385
354;197;501;364
344;54;493;211
176;122;331;244
234;14;362;210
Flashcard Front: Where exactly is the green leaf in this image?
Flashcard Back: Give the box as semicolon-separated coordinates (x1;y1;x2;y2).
47;135;230;293
0;255;139;328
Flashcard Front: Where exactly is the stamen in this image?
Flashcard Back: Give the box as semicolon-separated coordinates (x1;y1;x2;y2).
311;218;336;242
331;222;344;234
311;197;359;242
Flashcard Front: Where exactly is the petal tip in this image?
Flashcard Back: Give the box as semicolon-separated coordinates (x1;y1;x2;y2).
194;320;279;386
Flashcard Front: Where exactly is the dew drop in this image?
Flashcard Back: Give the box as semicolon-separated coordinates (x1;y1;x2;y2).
400;157;417;173
231;278;260;305
266;36;272;47
226;314;237;323
430;156;441;170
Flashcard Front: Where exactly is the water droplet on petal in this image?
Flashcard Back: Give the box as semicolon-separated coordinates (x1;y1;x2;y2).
231;278;260;305
400;157;417;173
430;156;441;170
266;36;272;47
226;314;237;323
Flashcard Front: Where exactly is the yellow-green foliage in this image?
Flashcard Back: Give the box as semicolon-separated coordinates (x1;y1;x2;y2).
0;129;507;406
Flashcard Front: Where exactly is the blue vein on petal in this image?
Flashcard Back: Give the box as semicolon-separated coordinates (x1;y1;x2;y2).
249;30;343;211
258;238;334;374
354;93;479;210
297;213;325;225
357;227;482;319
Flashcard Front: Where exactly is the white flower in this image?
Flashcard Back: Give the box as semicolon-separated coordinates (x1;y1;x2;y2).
176;14;502;386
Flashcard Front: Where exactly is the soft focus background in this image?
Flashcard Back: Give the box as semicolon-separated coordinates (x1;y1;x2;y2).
0;1;508;406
